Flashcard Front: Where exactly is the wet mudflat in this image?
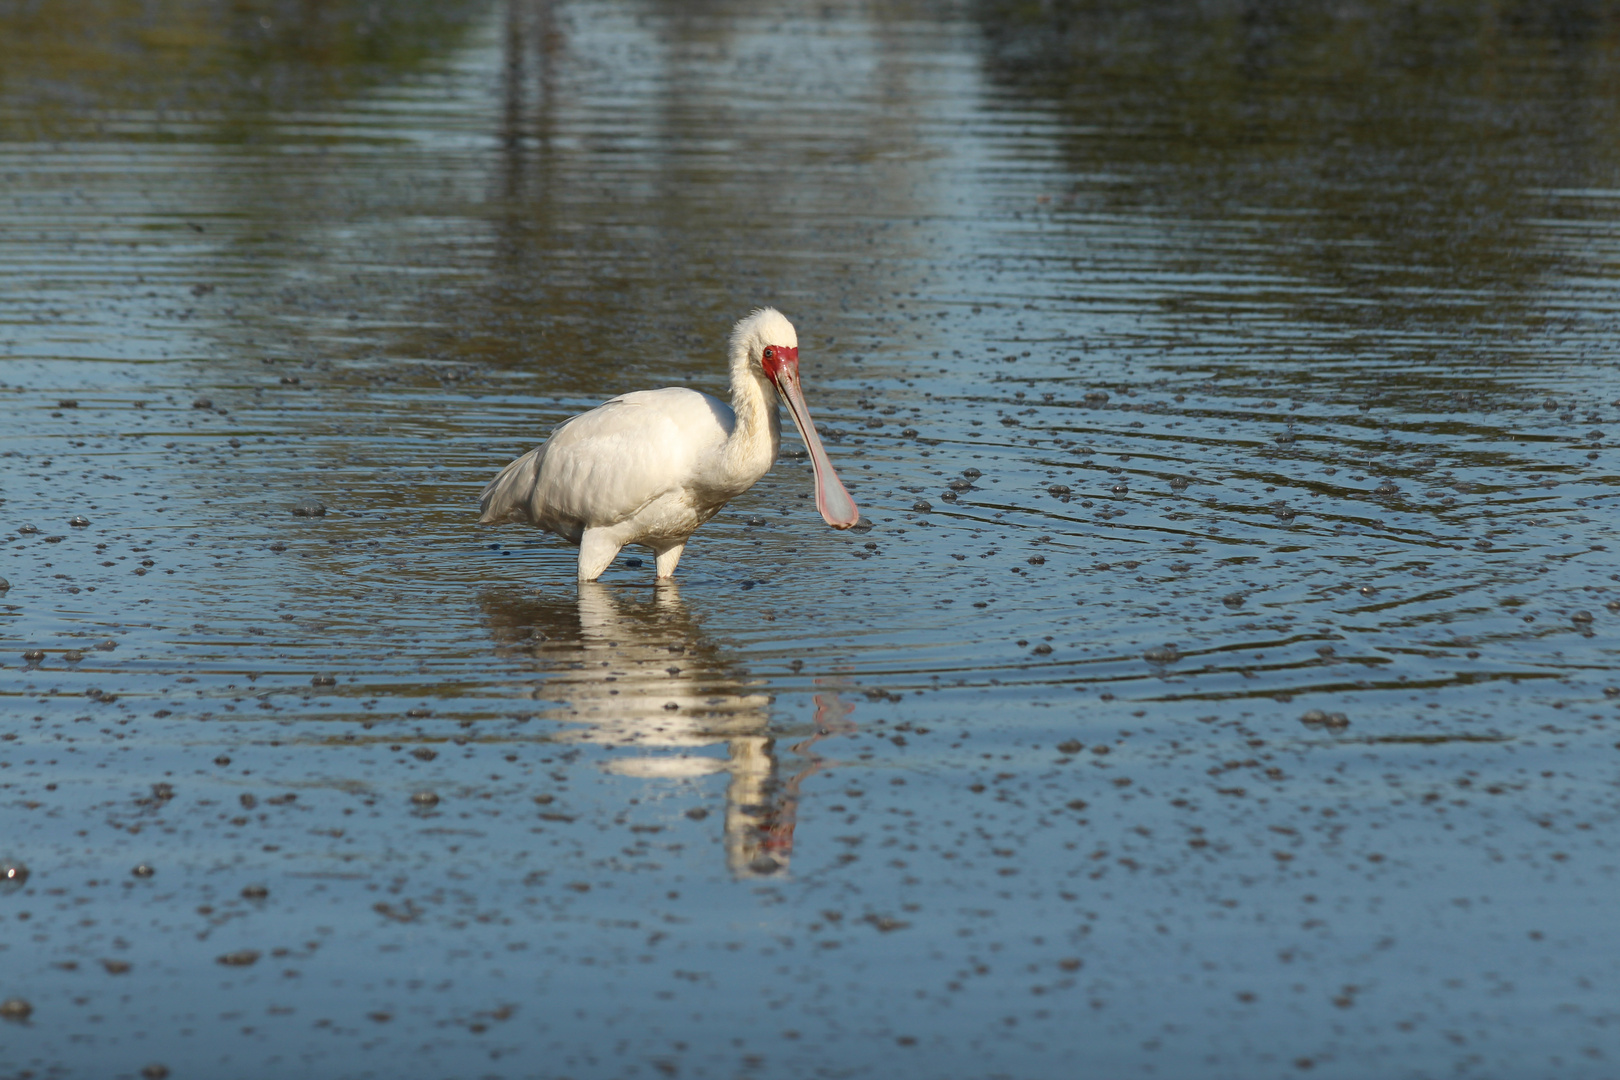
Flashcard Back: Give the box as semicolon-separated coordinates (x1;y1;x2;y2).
3;1;1620;1076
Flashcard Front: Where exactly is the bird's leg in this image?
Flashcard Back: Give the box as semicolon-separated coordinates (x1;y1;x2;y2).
577;529;623;582
653;542;685;579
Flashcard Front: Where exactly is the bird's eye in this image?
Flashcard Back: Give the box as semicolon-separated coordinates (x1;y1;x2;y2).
763;348;774;360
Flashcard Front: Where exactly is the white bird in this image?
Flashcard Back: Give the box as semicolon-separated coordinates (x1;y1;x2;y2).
479;307;859;580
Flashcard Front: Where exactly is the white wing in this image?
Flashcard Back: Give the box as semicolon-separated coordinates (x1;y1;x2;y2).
479;388;735;539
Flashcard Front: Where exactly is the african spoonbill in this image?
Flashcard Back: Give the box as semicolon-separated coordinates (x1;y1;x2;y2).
478;307;858;580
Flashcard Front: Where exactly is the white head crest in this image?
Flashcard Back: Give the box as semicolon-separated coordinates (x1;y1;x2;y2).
730;307;798;361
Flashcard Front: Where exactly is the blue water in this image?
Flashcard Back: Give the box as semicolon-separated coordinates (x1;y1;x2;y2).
3;2;1620;1076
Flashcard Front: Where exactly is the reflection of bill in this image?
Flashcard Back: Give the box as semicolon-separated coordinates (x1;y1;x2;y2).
479;582;854;877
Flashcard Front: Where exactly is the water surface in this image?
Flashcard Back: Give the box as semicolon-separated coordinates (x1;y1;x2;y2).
3;1;1620;1076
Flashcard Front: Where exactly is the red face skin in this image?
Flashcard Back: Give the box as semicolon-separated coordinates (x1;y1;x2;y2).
759;343;859;529
760;345;799;381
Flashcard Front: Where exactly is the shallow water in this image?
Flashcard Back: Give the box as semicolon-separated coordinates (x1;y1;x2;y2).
2;1;1620;1076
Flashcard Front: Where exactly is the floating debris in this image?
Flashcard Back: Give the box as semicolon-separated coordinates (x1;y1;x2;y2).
1300;709;1350;732
0;860;28;893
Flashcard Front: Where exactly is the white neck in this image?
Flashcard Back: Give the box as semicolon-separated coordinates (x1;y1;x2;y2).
722;339;782;482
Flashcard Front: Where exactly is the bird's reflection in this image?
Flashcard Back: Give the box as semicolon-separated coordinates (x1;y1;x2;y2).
480;582;851;877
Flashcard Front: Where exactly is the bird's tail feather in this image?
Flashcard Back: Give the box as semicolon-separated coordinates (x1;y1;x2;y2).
478;444;547;525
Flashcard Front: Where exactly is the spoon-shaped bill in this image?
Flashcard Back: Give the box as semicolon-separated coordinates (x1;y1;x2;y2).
772;366;859;528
